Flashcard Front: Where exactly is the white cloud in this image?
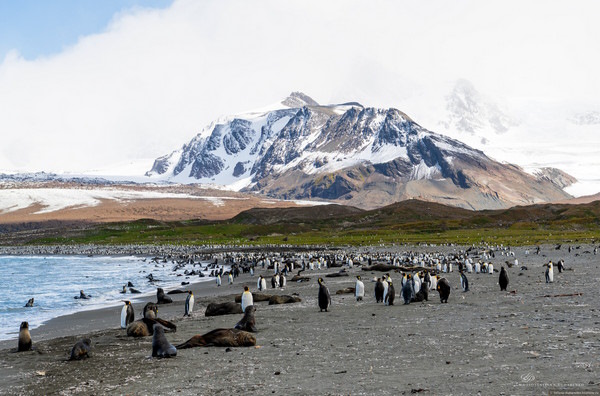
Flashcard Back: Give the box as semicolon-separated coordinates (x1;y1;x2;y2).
0;0;599;182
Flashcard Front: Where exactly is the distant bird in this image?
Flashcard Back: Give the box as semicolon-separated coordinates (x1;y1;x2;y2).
184;291;194;317
317;278;331;312
121;301;134;328
499;267;509;291
355;276;365;301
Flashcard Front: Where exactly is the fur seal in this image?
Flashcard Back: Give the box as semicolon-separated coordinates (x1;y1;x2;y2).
157;288;173;304
436;277;451;303
176;328;256;349
121;301;135;328
318;277;331;312
499;266;509;291
184;291;194;317
69;338;92;360
18;321;32;352
143;302;158;319
234;292;272;303
205;302;243;316
25;298;34;307
152;324;177;358
374;278;384;303
268;295;302;305
126;317;177;337
234;305;257;332
74;290;91;299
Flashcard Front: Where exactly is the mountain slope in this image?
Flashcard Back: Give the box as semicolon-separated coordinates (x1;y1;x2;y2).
146;92;573;210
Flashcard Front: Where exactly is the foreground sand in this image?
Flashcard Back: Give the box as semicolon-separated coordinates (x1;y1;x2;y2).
1;245;599;395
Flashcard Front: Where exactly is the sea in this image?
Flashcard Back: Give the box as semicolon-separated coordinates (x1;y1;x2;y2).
0;255;217;341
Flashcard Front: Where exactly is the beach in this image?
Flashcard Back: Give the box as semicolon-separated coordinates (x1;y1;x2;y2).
1;244;599;395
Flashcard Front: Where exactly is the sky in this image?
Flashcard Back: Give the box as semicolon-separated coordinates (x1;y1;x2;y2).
0;0;599;194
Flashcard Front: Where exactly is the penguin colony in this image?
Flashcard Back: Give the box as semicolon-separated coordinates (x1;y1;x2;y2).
13;243;572;368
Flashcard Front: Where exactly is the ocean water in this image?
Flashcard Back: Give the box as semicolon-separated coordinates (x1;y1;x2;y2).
0;255;217;341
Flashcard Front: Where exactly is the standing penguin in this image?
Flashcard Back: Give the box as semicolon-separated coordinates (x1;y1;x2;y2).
402;276;414;305
382;276;389;303
241;286;253;313
184;291;194;317
374;278;384;303
545;261;554;283
488;263;494;275
355;276;365;301
317;278;331;312
121;300;135;328
460;272;469;292
385;281;395;306
436;277;451;303
499;267;509;291
228;273;234;285
216;274;222;287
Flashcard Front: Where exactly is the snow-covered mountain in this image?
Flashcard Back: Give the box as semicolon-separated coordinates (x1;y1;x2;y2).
146;92;574;210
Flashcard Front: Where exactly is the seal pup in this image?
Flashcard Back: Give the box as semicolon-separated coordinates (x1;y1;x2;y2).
460;272;469;292
241;286;253;313
176;328;256;349
121;301;135;328
385;281;395;305
152;324;177;358
436;277;451;303
69;338;92;360
545;261;554;283
157;288;173;304
499;266;509;291
184;291;194;317
374;278;384;303
25;298;34;307
355;275;365;301
235;305;257;332
18;322;32;352
317;277;331;312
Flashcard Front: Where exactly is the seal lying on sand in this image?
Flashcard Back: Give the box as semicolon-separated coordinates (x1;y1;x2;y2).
234;305;257;332
152;324;177;358
176;328;256;349
127;317;177;337
268;295;302;305
205;302;243;316
235;292;272;303
69;338;92;360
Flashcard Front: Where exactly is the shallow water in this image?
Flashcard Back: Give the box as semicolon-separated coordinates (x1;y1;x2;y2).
0;255;218;340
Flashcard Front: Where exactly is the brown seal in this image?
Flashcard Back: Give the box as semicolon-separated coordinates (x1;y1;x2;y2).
205;302;243;316
69;338;92;360
234;305;257;332
18;321;32;352
268;295;302;305
143;302;158;319
127;317;177;337
176;328;256;349
234;292;272;303
156;288;173;304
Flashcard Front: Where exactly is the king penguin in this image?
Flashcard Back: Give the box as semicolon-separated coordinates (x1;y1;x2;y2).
402;275;414;304
499;266;509;291
241;285;253;313
184;291;194;317
121;301;134;328
460;272;469;292
545;261;554;283
355;275;365;301
318;278;331;312
385;281;395;305
216;274;222;287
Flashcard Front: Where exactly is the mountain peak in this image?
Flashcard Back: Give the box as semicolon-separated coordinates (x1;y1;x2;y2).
281;92;319;108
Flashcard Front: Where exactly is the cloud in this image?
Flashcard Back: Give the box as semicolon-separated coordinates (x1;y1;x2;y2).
1;0;599;174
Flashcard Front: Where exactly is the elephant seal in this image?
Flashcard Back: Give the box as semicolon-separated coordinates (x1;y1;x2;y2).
69;338;92;360
18;322;32;352
24;298;34;307
234;305;257;332
152;324;177;358
157;288;173;304
176;328;256;349
268;295;302;305
205;302;243;316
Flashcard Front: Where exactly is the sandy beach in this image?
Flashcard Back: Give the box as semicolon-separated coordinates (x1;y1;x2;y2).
1;244;599;395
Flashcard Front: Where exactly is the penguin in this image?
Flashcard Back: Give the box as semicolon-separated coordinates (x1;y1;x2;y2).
385;281;395;306
402;276;414;305
216;274;222;287
430;274;438;291
382;276;389;303
448;263;453;273
474;261;481;273
442;263;448;273
271;274;279;289
121;300;134;328
355;275;365;301
499;266;509;291
184;291;194;317
317;278;331;312
228;273;234;285
279;273;286;288
413;273;421;294
241;286;253;313
257;275;263;291
557;259;565;273
460;272;469;292
374;278;384;303
488;263;494;274
545;261;554;283
436;277;451;303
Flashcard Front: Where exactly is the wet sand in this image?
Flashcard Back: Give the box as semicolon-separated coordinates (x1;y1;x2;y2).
1;245;599;395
